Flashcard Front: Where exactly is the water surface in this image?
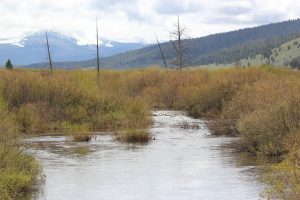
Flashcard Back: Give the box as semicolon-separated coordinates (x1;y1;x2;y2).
26;111;265;200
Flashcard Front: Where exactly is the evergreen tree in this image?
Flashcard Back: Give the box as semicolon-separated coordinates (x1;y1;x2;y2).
5;59;13;70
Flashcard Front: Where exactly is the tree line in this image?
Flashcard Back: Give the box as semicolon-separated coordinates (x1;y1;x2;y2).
3;18;300;70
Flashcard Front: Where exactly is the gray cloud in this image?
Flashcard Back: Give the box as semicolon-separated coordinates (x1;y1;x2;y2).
91;0;138;11
90;0;151;24
250;12;287;24
153;0;202;15
218;6;252;16
0;0;299;43
203;12;287;26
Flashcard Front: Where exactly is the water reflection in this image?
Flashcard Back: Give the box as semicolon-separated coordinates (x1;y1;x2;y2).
24;111;270;200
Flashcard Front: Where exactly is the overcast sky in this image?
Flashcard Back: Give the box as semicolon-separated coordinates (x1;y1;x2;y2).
1;0;300;44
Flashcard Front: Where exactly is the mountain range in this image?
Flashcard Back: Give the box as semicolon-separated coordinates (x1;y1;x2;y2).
2;19;300;69
0;31;147;65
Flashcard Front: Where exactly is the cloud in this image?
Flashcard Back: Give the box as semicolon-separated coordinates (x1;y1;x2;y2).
0;0;299;44
218;6;252;16
91;0;138;11
153;0;202;14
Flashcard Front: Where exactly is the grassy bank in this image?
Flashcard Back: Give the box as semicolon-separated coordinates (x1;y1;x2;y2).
113;66;300;157
123;66;300;198
0;100;41;200
0;67;298;154
0;69;151;133
0;69;152;199
0;66;299;198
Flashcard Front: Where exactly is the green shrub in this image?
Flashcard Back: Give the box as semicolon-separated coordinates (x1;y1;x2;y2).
0;101;41;200
16;103;42;133
61;123;92;142
0;99;18;144
262;148;300;200
0;147;41;200
237;98;299;155
231;79;300;156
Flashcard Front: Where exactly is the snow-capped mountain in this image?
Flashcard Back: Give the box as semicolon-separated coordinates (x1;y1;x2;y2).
0;31;148;65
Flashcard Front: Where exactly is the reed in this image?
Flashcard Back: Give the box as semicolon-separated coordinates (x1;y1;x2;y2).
0;66;299;198
71;133;92;142
117;129;151;143
0;99;41;200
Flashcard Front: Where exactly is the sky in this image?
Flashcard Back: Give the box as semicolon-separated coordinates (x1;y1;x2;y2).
0;0;300;44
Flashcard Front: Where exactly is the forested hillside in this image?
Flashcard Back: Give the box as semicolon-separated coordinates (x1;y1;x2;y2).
235;37;300;68
26;19;300;69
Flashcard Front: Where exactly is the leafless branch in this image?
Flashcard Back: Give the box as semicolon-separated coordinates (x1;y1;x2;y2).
155;32;167;69
169;15;189;69
45;30;53;71
96;17;100;81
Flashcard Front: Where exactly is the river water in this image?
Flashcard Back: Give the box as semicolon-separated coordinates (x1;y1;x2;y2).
25;111;265;200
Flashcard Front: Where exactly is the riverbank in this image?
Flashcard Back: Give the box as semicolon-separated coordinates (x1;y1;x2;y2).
24;111;264;200
0;66;299;199
0;101;41;200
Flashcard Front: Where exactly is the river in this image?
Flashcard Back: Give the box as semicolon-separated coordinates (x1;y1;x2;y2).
25;110;266;200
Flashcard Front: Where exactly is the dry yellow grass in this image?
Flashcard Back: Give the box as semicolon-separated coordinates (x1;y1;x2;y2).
0;66;299;198
117;129;151;144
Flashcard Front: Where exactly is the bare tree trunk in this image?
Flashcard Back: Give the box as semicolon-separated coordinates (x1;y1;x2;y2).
96;18;100;81
177;16;183;69
170;15;186;69
155;33;167;69
46;30;53;71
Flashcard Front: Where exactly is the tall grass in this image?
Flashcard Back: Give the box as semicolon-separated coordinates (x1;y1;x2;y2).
0;99;41;200
0;66;299;198
115;66;300;198
261;129;300;199
0;69;152;198
0;69;151;134
117;129;150;144
112;66;300;157
1;67;297;155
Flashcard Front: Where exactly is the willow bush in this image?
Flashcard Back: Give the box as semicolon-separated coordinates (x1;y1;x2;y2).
0;66;299;199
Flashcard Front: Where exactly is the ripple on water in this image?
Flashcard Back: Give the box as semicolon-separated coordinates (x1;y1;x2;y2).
24;110;267;200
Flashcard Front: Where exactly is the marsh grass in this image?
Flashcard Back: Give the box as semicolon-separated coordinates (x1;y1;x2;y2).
0;66;299;199
205;119;238;136
0;100;41;200
0;147;42;200
0;67;298;153
262;149;300;200
117;129;151;144
71;133;92;142
0;69;151;134
61;123;92;142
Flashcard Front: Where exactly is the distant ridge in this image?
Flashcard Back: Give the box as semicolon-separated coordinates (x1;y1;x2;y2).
0;31;147;65
26;19;300;69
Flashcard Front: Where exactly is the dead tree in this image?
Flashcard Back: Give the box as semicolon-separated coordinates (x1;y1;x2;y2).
170;15;189;69
155;33;167;69
96;18;100;81
45;30;53;71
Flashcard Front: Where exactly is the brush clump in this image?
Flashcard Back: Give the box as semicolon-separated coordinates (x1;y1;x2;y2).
117;129;151;144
